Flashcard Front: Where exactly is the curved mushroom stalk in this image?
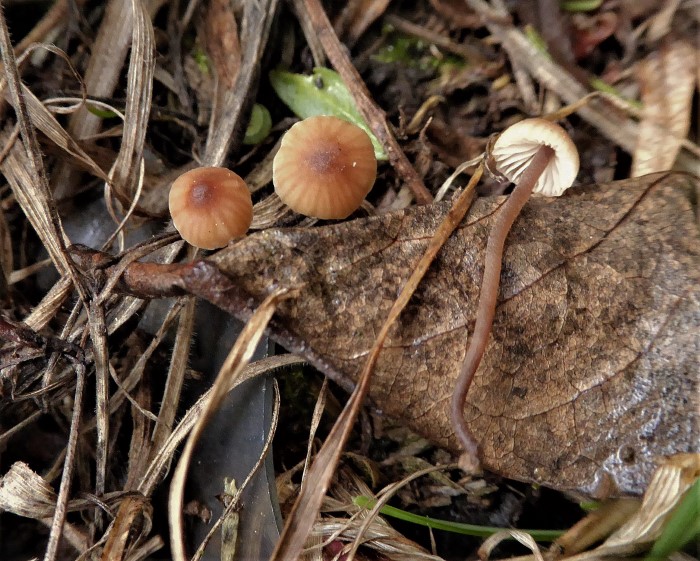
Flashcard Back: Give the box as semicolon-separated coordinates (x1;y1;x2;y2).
451;119;579;471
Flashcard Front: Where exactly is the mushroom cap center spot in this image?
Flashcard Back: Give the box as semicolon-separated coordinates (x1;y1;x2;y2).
191;182;213;206
307;146;342;175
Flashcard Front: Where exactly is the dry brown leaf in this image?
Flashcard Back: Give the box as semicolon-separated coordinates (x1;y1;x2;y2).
203;172;699;497
344;0;392;45
70;173;699;499
201;0;241;89
428;0;482;28
0;462;57;518
632;39;696;177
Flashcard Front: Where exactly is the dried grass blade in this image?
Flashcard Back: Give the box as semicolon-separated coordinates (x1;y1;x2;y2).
22;277;73;330
20;83;108;181
0;36;85;299
87;303;111;520
109;0;155;199
301;378;328;486
203;0;279;166
0;17;85;295
0;143;85;298
270;167;480;560
53;0;133;199
43;363;86;561
479;529;545;561
138;354;304;497
168;290;290;561
0;462;57;518
149;297;196;457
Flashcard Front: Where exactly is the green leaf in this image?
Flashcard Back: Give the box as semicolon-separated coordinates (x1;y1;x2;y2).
269;67;387;160
560;0;603;12
243;104;272;145
353;495;564;541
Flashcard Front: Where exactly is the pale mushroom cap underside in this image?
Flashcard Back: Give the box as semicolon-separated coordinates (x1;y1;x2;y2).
273;115;377;219
491;118;580;197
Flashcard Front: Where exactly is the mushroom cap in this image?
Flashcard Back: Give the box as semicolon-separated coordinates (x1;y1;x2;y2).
273;115;377;219
168;167;253;250
491;118;579;197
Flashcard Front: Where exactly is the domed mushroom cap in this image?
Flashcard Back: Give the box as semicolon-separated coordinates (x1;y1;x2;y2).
273;115;377;219
168;167;253;250
491;118;579;197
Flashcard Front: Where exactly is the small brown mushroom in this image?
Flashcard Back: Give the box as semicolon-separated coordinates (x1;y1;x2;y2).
451;118;579;471
168;167;253;250
273;116;377;219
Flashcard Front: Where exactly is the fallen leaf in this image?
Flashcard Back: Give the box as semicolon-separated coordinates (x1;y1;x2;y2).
428;0;483;28
631;39;695;177
203;172;698;497
73;173;698;497
201;0;241;89
343;0;392;45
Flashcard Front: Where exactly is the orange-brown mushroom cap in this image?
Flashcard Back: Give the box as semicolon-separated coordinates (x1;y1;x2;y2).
168;167;253;250
273;116;377;219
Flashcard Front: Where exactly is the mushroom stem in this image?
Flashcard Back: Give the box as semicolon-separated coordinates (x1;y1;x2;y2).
451;144;555;469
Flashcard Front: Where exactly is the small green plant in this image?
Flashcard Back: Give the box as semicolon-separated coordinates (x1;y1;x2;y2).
243;104;272;145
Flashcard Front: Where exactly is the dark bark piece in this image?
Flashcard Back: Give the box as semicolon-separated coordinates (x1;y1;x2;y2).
205;173;698;497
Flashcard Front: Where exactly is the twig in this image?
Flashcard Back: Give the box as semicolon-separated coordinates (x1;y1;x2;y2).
43;363;86;561
203;0;280;166
463;0;640;153
384;14;489;63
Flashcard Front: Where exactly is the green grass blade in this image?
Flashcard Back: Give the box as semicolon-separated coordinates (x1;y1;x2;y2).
353;495;564;541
